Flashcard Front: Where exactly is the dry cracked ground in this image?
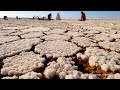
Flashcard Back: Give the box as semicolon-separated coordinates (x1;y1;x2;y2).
0;19;120;79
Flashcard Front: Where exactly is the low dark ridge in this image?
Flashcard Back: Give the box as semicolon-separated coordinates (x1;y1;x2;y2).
40;38;46;42
97;45;113;52
73;43;86;54
18;35;22;39
64;30;69;33
67;36;73;42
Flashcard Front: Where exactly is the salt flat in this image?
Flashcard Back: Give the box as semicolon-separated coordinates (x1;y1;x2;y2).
0;19;120;79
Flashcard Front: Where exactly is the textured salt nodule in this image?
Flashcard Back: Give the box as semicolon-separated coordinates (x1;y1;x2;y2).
85;47;120;72
107;73;120;79
1;52;45;76
35;40;81;57
88;74;99;79
1;75;18;79
41;34;70;41
0;36;20;45
0;38;42;60
21;32;44;39
21;27;50;32
98;41;120;52
19;71;42;79
72;37;97;47
44;57;82;79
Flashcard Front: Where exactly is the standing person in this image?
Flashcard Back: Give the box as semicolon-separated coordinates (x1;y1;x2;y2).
81;11;86;21
48;13;52;20
16;16;18;19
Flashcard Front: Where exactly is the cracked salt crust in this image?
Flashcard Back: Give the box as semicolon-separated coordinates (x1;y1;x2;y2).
64;31;85;37
0;38;42;60
98;41;120;52
21;32;44;39
41;34;70;41
2;26;31;30
46;28;67;35
10;31;29;36
72;37;97;47
0;30;17;36
0;36;20;45
21;27;50;32
35;40;81;57
1;51;46;76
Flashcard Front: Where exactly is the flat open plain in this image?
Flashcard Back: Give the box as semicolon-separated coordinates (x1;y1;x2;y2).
0;19;120;79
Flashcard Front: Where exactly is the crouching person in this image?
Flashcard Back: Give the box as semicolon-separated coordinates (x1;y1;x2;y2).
81;12;86;21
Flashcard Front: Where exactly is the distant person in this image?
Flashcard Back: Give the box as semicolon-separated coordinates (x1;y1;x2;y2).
81;12;86;21
48;13;52;20
33;16;34;19
4;16;8;20
56;13;61;20
16;16;18;19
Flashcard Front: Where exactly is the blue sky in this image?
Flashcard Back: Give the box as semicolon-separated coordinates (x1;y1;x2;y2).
0;11;120;19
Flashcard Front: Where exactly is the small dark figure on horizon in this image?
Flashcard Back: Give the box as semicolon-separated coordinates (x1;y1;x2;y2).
4;16;8;20
48;13;52;20
33;17;34;19
16;16;18;19
80;12;86;21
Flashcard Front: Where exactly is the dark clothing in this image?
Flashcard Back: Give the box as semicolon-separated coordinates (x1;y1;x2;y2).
48;13;52;20
4;16;8;20
81;12;86;21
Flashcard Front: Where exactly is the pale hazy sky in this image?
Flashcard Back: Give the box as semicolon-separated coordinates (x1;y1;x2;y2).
0;11;120;19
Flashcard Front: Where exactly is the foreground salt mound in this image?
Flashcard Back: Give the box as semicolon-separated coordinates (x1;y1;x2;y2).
21;27;50;32
35;40;81;57
1;75;18;79
80;73;99;79
98;41;120;52
107;73;120;79
19;71;42;79
21;32;44;39
72;37;97;47
0;36;20;45
85;47;120;72
44;57;82;79
41;34;70;41
1;52;46;76
0;38;42;60
2;26;31;30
